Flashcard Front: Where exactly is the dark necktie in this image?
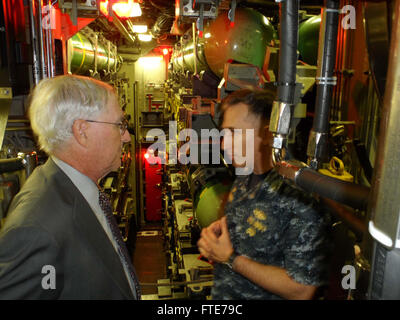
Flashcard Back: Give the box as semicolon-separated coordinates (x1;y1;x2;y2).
98;190;141;299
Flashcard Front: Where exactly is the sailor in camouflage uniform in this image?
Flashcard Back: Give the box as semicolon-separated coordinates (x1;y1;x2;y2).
197;89;331;300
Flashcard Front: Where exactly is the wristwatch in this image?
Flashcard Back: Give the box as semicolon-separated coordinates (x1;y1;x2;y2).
224;251;239;270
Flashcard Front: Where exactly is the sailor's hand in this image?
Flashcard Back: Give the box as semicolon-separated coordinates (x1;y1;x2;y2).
197;216;233;263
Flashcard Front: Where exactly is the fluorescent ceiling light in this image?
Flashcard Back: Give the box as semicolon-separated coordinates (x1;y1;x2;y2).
113;1;142;18
138;33;152;42
131;25;147;33
100;0;142;18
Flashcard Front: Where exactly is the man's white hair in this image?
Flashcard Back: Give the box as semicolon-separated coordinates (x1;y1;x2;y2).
29;75;114;154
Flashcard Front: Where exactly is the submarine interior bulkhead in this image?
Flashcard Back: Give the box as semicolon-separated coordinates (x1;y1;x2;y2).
1;0;400;300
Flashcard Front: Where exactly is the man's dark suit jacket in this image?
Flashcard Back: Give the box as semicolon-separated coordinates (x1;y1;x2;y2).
0;158;135;299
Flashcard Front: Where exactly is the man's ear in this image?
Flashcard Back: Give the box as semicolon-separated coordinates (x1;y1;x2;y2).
261;124;273;146
72;119;90;148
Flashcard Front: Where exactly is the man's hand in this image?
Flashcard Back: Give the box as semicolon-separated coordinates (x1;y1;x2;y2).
197;216;233;263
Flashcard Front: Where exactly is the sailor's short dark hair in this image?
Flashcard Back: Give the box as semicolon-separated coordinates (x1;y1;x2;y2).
221;88;275;121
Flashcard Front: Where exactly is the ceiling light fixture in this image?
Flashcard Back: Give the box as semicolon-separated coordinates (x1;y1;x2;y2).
99;0;142;18
138;33;152;42
131;25;148;33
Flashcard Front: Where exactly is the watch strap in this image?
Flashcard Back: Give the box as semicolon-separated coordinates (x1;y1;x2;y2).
224;251;238;269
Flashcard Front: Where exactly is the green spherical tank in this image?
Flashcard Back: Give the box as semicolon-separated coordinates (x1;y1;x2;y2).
203;8;275;78
298;15;321;65
194;180;232;228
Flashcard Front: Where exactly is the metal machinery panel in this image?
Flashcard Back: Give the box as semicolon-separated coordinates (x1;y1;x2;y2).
363;1;391;100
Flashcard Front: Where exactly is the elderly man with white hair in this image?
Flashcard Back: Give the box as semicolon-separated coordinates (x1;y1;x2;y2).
0;75;140;299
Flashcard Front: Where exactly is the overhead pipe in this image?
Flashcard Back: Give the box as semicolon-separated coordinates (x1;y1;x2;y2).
45;0;55;77
28;0;42;84
307;0;340;169
111;14;136;45
37;0;47;78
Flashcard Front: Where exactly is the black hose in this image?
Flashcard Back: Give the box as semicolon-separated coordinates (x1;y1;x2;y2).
277;0;299;103
295;168;370;210
313;0;340;133
0;157;25;174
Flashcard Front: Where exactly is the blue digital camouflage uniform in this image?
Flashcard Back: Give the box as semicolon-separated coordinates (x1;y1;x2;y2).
211;169;331;300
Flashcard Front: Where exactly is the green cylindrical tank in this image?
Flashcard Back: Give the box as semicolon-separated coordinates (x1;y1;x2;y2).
70;32;119;75
298;15;321;65
203;7;275;78
172;31;209;75
181;32;209;74
171;42;184;73
194;180;232;228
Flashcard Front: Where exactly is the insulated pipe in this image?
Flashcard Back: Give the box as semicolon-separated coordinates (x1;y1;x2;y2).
295;168;370;210
270;0;299;164
307;0;340;169
276;160;370;211
277;0;299;103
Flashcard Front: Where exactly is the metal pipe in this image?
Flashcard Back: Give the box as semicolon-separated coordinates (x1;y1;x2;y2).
275;160;370;210
321;198;366;237
28;0;41;84
46;0;55;77
37;0;47;78
307;0;340;169
5;127;32;131
111;14;136;45
7;119;30;123
45;0;52;78
295;168;370;210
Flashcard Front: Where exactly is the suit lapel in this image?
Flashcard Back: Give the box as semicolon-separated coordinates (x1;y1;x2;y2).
47;159;134;299
72;196;134;299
